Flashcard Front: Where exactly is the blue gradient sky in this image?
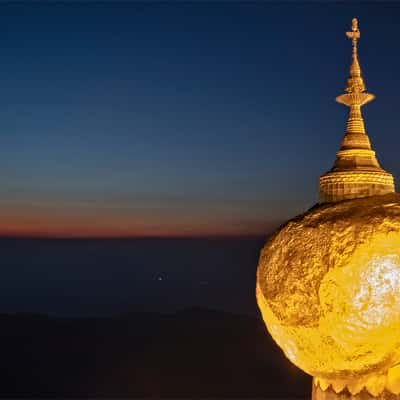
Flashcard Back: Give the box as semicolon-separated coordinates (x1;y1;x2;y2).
1;2;400;236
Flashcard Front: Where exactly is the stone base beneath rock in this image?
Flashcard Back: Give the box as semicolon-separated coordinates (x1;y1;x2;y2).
312;378;400;400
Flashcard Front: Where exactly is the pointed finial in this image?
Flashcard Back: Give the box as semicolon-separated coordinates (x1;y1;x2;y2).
352;17;358;31
346;17;360;55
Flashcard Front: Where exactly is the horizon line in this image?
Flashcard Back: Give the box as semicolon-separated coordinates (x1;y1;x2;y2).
0;233;269;240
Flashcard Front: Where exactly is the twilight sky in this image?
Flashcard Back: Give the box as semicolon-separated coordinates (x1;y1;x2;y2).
1;2;400;237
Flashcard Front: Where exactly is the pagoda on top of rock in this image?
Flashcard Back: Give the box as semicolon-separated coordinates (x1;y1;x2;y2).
257;19;400;400
319;18;395;203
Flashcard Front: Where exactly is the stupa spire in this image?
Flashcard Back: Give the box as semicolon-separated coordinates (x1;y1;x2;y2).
336;18;374;136
319;18;395;203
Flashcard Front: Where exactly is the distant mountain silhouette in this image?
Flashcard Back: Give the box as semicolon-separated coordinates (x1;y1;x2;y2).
0;308;309;398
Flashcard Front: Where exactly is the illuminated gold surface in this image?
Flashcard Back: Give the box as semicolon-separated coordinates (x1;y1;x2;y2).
320;18;394;203
256;193;400;396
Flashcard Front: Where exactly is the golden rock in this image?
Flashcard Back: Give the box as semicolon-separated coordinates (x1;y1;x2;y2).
257;193;400;395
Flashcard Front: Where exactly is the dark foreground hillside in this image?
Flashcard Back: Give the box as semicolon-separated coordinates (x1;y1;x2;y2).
0;308;309;398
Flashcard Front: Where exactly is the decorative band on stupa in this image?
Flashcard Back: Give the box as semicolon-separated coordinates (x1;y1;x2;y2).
319;18;395;203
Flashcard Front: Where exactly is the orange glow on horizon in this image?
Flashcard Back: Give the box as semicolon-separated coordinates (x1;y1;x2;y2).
0;209;273;238
0;226;267;239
